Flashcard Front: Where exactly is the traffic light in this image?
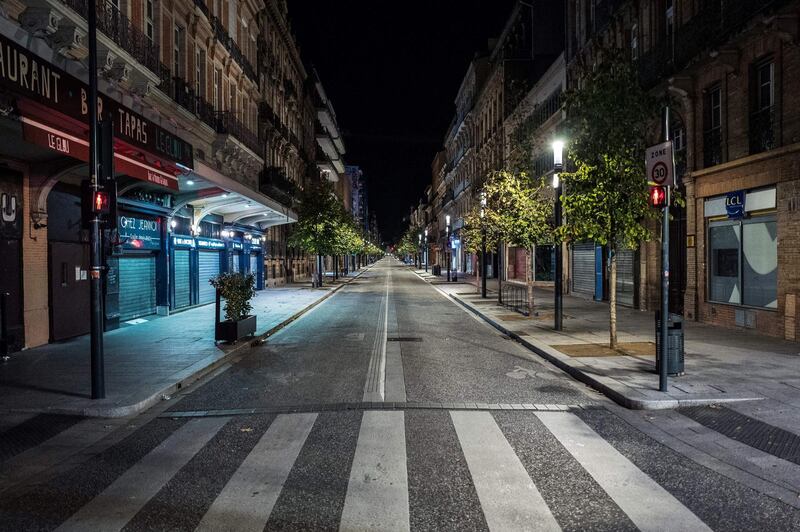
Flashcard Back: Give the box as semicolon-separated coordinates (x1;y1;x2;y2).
81;181;111;228
92;190;110;214
649;186;668;208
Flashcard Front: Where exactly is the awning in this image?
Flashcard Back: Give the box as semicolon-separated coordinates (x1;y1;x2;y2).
18;99;181;190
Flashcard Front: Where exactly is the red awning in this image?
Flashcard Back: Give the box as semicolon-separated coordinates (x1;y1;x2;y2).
18;99;181;191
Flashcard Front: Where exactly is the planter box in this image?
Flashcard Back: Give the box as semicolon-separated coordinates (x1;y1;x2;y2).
215;315;257;343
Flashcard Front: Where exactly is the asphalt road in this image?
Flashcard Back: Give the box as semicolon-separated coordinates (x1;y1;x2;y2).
2;257;800;531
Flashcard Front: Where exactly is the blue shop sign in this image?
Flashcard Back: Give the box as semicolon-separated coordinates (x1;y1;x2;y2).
726;190;746;219
196;238;225;250
230;240;244;251
118;214;161;250
171;236;195;248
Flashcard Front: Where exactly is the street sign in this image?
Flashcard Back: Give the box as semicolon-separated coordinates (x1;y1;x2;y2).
646;141;674;187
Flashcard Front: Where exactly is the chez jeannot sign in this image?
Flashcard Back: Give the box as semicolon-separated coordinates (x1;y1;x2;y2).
0;34;193;168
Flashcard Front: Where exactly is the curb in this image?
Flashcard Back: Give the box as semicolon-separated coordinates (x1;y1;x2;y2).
28;266;373;418
443;291;761;411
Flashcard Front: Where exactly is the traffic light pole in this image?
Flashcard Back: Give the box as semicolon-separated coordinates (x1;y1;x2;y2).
659;107;671;393
88;0;105;399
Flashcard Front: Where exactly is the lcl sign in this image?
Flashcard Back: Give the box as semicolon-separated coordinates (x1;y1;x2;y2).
725;190;746;219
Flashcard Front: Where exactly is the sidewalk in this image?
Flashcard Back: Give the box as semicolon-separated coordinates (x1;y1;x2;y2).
0;270;365;418
415;268;800;413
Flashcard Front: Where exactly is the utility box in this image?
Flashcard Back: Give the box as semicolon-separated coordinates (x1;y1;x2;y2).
655;312;685;375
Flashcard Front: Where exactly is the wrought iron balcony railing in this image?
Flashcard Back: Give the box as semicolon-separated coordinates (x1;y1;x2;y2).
749;107;776;155
260;166;297;207
703;127;723;168
209;15;257;82
60;0;160;74
157;71;217;129
214;111;261;155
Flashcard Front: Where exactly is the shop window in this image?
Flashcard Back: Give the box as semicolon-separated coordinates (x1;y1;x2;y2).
708;217;777;308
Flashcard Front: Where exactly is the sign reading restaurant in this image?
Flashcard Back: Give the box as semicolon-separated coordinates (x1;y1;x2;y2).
0;34;193;169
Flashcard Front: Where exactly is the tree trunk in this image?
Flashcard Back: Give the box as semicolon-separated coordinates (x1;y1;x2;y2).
334;255;338;280
317;254;323;287
497;243;503;304
609;246;618;349
526;248;535;316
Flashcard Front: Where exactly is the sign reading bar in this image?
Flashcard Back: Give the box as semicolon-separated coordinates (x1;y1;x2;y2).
0;34;193;168
645;141;674;187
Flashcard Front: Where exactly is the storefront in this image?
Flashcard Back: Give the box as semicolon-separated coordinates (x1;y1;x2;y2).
227;239;244;273
0;169;24;352
114;212;166;323
197;238;225;304
704;187;777;311
247;235;264;290
571;242;597;298
170;235;195;311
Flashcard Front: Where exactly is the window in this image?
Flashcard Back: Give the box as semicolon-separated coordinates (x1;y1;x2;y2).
665;0;674;42
173;24;185;78
213;68;221;110
630;24;638;60
195;48;206;98
703;85;722;167
708;217;777;308
750;59;776;153
144;0;154;42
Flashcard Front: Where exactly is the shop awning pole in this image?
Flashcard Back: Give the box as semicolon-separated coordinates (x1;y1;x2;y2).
88;0;106;400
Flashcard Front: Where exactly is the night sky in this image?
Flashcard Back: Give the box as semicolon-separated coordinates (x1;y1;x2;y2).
290;1;518;242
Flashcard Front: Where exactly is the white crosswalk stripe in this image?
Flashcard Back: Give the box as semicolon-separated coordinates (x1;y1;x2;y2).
451;410;561;531
196;413;317;532
341;410;410;531
536;411;712;532
47;409;719;532
55;416;228;532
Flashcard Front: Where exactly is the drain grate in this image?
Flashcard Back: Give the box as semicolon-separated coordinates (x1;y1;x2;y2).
681;406;800;465
387;337;422;342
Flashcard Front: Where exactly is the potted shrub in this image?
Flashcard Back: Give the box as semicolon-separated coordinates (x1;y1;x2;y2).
211;272;257;343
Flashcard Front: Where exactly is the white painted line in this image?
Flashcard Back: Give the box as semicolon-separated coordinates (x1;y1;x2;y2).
536;412;712;532
56;417;228;532
196;413;317;532
450;411;560;532
340;411;409;531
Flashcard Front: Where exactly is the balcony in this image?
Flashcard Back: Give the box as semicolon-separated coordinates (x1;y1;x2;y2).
703;127;723;168
60;0;159;74
749;107;777;155
214;111;261;156
260;166;297;207
157;68;217;129
209;15;256;82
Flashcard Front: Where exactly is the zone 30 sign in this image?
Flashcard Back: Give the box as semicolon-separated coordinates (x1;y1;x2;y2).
645;141;675;187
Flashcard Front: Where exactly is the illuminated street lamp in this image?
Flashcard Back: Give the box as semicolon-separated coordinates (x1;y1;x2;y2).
424;229;428;273
417;232;422;269
552;139;564;331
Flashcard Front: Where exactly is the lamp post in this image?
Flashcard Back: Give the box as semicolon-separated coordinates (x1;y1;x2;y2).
552;140;564;331
480;192;487;298
424;229;428;273
417;233;422;269
446;215;451;282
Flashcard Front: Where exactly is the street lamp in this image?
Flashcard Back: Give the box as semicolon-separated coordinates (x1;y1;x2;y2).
480;191;487;299
446;214;451;282
417;233;422;269
424;229;428;273
552;139;564;331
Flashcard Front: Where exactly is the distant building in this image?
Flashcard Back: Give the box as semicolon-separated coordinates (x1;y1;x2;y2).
348;166;368;231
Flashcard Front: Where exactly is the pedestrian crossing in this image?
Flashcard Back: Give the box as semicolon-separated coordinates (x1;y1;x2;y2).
2;409;717;531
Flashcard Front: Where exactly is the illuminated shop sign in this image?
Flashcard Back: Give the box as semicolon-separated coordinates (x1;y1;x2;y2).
196;238;225;250
172;236;195;248
118;214;161;250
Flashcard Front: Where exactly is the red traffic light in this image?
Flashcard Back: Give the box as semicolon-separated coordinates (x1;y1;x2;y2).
92;190;110;214
649;186;668;208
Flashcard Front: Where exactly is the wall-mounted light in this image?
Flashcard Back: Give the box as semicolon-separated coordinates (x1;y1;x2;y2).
552;139;564;173
186;179;195;186
221;229;231;238
169;219;177;229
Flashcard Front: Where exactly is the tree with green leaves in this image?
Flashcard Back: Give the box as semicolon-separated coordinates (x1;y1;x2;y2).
463;170;553;314
561;50;659;348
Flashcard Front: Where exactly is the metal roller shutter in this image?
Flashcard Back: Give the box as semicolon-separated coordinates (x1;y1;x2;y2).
572;242;595;296
118;256;156;321
173;249;191;309
615;249;635;307
231;253;240;273
198;251;220;304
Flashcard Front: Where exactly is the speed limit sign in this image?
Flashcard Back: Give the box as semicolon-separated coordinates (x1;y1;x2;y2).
646;141;674;187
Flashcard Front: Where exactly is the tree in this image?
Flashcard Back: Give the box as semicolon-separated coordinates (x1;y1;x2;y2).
561;50;659;348
463;170;552;314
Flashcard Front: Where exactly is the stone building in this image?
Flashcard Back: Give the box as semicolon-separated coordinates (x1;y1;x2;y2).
566;0;799;339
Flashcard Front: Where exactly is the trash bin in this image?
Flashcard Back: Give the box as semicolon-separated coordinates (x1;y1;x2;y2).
655;311;685;375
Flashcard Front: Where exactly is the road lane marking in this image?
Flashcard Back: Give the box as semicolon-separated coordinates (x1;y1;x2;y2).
196;413;317;532
450;411;561;531
340;411;409;531
363;267;390;402
536;412;712;532
56;417;228;532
